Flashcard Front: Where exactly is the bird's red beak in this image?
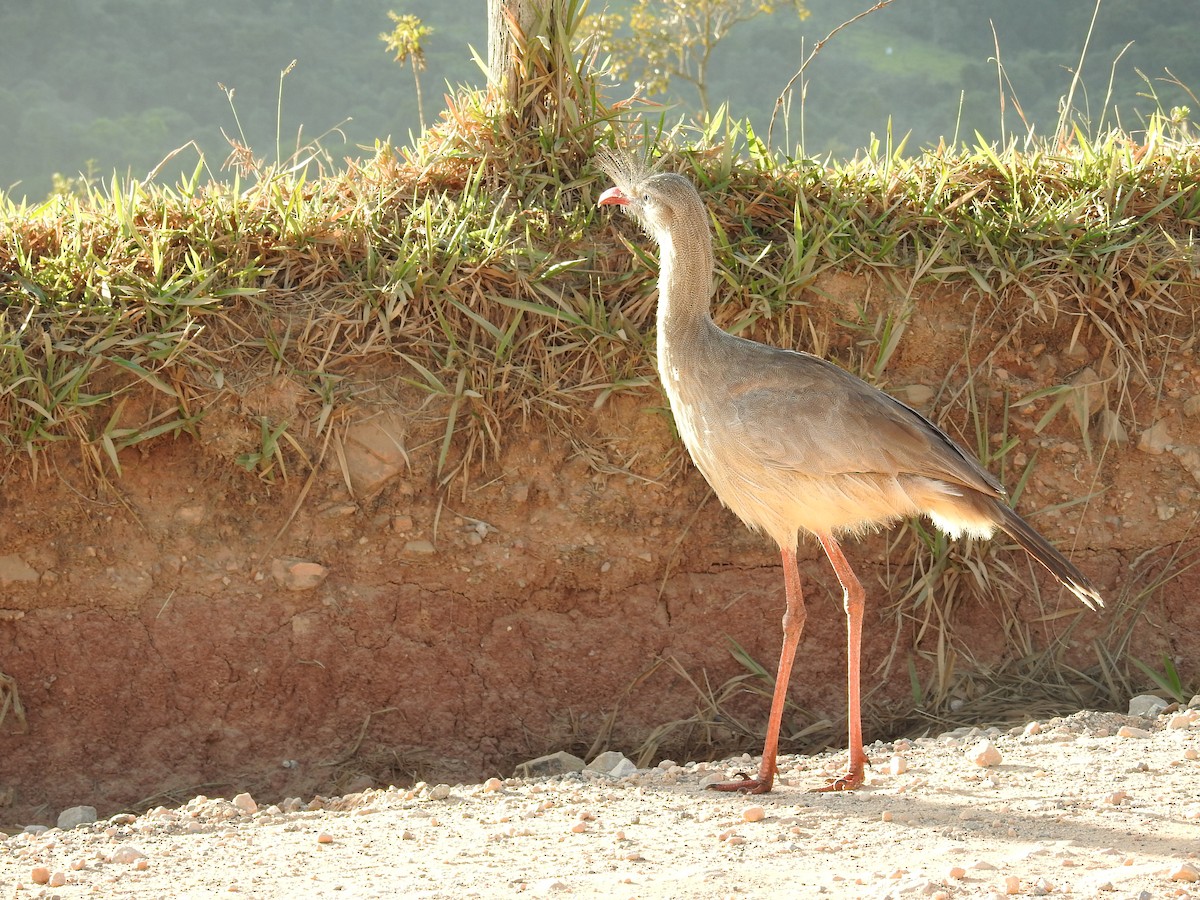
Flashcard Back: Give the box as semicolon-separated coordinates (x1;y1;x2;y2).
598;186;630;207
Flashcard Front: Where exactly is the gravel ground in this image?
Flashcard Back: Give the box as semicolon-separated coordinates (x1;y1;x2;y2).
4;706;1199;900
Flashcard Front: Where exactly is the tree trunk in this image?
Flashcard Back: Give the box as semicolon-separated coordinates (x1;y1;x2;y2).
487;0;540;97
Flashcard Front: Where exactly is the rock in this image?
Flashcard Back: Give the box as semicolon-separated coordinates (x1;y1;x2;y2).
317;832;334;844
608;758;638;778
585;750;631;775
231;792;257;815
0;554;39;585
1170;862;1199;882
1117;725;1152;738
57;805;97;829
1183;395;1200;418
1137;419;1172;454
1189;694;1200;710
742;805;766;823
900;384;934;406
1167;712;1196;729
48;871;67;887
888;754;907;775
341;412;409;496
1170;444;1200;488
1096;409;1128;444
1069;366;1106;428
174;502;207;524
30;866;50;885
969;739;1002;768
402;540;436;556
427;784;451;800
482;777;504;792
1127;694;1168;717
515;751;586;778
110;845;146;864
270;557;329;591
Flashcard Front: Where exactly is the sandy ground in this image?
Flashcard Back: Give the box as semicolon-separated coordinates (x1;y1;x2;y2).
4;707;1199;900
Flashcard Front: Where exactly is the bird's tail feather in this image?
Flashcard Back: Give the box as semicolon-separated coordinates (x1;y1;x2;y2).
995;502;1103;609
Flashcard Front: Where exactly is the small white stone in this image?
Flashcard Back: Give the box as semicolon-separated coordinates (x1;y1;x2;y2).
608;758;638;778
1169;862;1199;882
427;783;451;800
888;754;907;775
742;805;766;823
110;845;147;864
231;792;257;815
1023;721;1042;736
969;739;1002;768
482;777;504;792
1137;419;1172;454
1117;725;1152;739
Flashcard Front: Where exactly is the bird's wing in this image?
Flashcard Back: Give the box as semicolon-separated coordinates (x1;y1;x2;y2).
719;340;1005;498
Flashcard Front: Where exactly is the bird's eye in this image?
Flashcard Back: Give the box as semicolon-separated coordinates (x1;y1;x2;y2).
641;193;651;204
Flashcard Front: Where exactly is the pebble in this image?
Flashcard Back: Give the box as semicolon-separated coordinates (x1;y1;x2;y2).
888;754;907;775
741;805;766;823
1004;874;1021;894
1117;725;1152;739
270;557;330;591
109;845;146;864
969;739;1002;768
232;792;257;815
482;777;504;792
1170;862;1199;882
317;832;334;844
427;784;451;800
1023;721;1042;736
30;866;50;885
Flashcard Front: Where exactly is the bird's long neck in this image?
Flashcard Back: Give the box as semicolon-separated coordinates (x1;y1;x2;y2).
657;220;717;352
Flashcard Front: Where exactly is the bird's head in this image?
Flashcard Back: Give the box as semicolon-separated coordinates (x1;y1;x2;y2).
596;151;707;244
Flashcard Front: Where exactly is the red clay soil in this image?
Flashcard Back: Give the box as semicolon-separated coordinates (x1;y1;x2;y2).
1;275;1197;828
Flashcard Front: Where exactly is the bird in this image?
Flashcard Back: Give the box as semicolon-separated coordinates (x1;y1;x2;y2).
596;151;1103;794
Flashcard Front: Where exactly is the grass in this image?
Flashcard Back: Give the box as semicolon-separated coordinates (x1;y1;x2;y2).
4;112;1197;487
3;25;1199;759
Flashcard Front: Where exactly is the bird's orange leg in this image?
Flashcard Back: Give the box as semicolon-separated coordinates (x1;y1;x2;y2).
707;546;807;794
811;534;868;792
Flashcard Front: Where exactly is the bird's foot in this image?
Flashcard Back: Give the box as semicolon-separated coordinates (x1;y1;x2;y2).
705;771;773;794
810;768;865;793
